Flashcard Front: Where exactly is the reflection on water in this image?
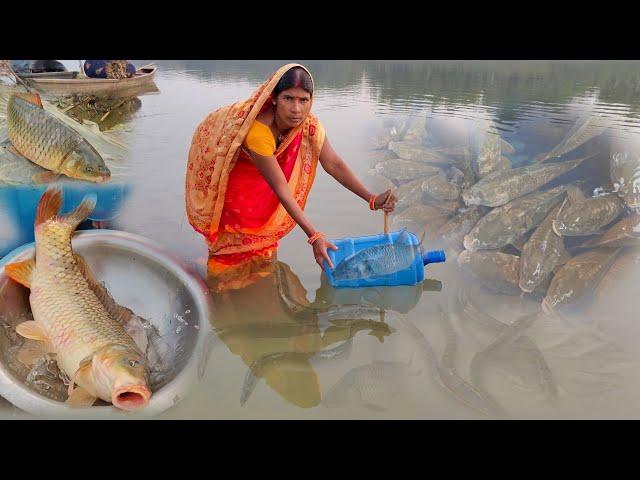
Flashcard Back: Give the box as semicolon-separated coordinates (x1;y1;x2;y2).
207;257;396;409
3;60;640;418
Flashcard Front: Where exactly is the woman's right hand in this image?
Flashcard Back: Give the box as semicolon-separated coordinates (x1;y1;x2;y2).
312;237;338;270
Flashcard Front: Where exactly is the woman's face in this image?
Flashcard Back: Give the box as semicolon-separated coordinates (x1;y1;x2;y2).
274;87;312;129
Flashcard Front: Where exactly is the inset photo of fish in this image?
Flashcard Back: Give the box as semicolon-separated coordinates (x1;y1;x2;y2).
1;59;640;423
0;60;159;257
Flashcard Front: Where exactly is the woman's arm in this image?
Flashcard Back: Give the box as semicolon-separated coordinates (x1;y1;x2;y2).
319;137;397;212
248;150;338;269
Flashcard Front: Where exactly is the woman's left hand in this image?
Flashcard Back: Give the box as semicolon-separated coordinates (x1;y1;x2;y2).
374;189;397;213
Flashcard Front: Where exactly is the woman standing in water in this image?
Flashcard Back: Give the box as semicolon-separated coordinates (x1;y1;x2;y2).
186;63;396;280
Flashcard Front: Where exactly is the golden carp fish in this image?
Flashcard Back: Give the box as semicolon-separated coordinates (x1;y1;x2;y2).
7;93;111;183
4;187;150;411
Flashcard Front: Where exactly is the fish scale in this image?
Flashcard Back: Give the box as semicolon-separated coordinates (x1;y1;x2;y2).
6;94;111;182
7;96;78;171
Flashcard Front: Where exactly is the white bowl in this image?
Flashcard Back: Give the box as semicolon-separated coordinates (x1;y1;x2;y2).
0;230;214;418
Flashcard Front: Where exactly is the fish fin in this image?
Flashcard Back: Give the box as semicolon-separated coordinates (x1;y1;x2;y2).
368;329;389;343
35;186;63;227
31;171;61;184
15;92;43;108
67;357;93;396
61;194;97;230
66;386;97;408
15;321;47;341
500;138;516;155
123;315;148;354
16;340;49;367
4;257;35;288
7;144;23;157
557;249;572;266
397;228;411;244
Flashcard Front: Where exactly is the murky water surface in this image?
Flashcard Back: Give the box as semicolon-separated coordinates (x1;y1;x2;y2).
2;60;640;419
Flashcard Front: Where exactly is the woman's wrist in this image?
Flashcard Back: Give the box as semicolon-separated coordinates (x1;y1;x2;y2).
307;231;324;245
368;193;377;210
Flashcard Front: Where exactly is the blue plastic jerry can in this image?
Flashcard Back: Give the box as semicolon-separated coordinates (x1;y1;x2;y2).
323;229;446;288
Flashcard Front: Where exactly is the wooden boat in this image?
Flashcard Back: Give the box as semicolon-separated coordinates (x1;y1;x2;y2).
17;65;158;96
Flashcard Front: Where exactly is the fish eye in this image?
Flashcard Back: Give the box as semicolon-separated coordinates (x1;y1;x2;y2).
122;358;140;368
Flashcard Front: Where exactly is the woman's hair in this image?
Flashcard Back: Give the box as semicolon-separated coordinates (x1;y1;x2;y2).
272;67;313;98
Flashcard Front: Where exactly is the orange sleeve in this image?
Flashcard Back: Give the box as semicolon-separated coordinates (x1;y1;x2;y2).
244;120;276;156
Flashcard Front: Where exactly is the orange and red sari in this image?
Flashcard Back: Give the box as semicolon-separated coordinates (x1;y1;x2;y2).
186;64;325;287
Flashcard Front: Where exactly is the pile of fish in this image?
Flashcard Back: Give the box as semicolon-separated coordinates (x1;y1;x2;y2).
366;113;640;315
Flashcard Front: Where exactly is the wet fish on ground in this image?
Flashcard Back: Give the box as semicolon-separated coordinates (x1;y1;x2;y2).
7;93;111;183
456;145;476;189
463;185;568;251
472;120;504;178
580;214;640;248
535;115;608;163
543;247;622;314
591;248;640;312
402;117;428;143
365;149;397;168
421;171;461;201
365;125;397;150
366;168;394;193
610;150;640;210
388;141;451;165
519;203;568;293
391;204;450;237
333;229;419;281
0;138;51;185
375;158;441;182
427;198;462;216
436;206;486;251
4;187;150;410
462;156;587;207
429;145;471;158
396;177;429;212
552;192;625;237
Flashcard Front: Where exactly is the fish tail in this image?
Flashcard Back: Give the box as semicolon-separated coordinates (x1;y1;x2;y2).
14;92;43;108
61;194;97;230
34;186;63;227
